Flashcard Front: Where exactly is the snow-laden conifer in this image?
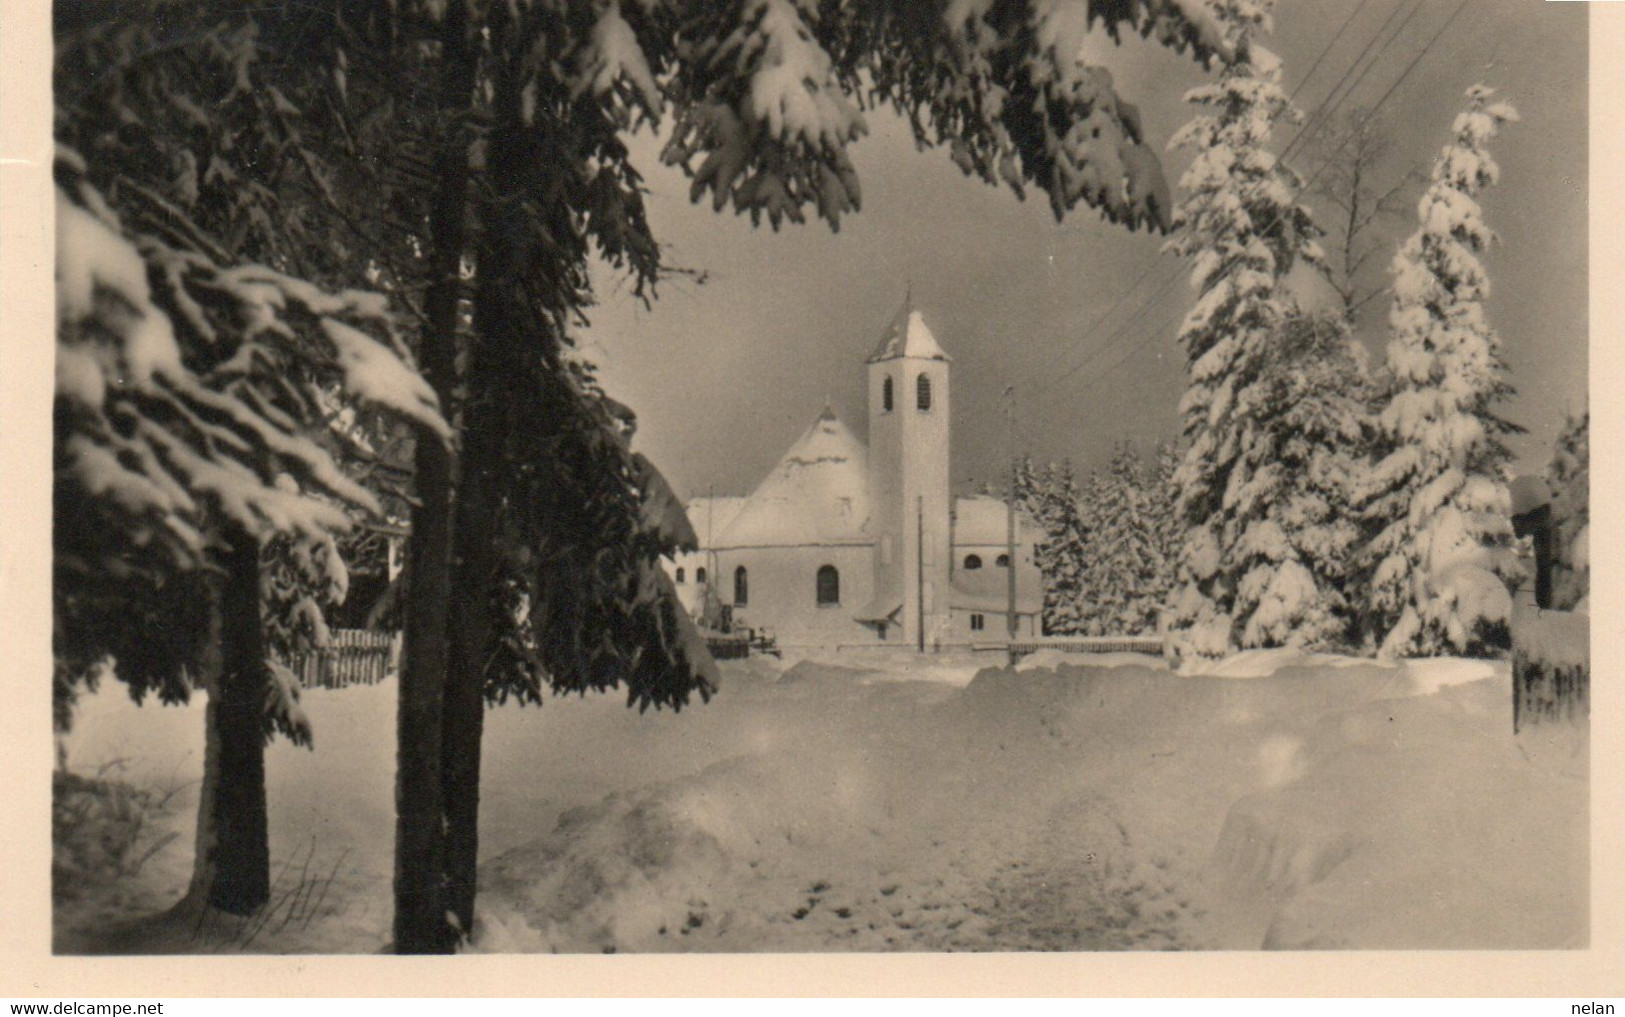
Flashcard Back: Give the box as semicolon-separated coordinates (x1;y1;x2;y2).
1362;85;1522;658
1014;458;1091;635
1080;444;1165;635
1162;0;1325;656
1238;311;1368;649
1546;410;1588;612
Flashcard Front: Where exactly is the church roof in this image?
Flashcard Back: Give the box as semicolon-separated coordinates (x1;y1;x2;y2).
866;294;951;364
952;495;1038;547
683;495;748;546
711;406;872;549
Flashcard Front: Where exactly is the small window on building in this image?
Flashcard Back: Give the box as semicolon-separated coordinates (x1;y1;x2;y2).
816;564;839;606
970;613;985;631
676;567;686;583
916;373;932;411
963;554;982;570
696;567;707;585
734;565;749;606
996;553;1010;568
882;375;894;412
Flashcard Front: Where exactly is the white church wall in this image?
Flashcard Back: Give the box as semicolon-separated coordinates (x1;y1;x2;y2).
712;544;878;648
948;607;1037;645
664;550;710;618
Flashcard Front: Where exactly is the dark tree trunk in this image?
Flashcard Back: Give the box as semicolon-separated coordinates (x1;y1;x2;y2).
441;440;496;936
393;0;476;956
441;304;505;932
205;525;271;915
439;33;547;935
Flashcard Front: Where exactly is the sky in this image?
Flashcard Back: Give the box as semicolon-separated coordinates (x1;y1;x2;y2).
583;0;1587;500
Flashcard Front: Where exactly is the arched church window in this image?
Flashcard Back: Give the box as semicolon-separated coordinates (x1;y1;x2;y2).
882;375;893;412
916;373;932;411
734;565;749;606
696;567;707;585
816;565;840;606
676;567;686;583
996;553;1010;568
963;554;982;570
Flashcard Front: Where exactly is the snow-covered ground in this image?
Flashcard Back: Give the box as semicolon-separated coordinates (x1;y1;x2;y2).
55;647;1587;953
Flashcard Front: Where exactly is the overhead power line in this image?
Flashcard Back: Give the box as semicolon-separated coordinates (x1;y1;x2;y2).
1016;0;1471;427
1013;0;1415;414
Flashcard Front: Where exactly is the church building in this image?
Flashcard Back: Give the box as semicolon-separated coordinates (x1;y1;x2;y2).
668;299;1043;651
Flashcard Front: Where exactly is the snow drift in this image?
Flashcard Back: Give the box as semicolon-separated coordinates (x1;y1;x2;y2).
57;649;1585;953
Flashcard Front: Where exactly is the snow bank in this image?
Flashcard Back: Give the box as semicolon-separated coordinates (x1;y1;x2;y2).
1178;647;1391;679
777;647;994;687
1513;608;1590;671
1215;678;1585;948
60;648;1583;954
1401;655;1503;695
1014;649;1169;673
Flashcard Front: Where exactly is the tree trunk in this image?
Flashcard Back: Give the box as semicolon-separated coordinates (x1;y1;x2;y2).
185;689;221;904
439;40;544;935
439;228;524;934
205;525;271;915
441;443;496;936
393;0;476;956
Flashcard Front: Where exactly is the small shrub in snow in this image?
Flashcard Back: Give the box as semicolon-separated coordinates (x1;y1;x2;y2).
52;770;175;900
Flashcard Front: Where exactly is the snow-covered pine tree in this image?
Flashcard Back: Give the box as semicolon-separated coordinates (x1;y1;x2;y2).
1075;464;1106;631
1147;441;1184;623
662;0;1230;233
1015;459;1089;636
1163;0;1325;656
1046;461;1094;635
1362;85;1522;659
1011;455;1045;528
1085;443;1166;636
53;147;446;913
1545;410;1588;612
1242;310;1369;649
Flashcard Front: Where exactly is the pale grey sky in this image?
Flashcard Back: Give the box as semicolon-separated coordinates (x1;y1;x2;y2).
586;0;1586;499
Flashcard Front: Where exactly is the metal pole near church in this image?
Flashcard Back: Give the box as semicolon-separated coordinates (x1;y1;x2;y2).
1004;385;1018;665
917;494;925;653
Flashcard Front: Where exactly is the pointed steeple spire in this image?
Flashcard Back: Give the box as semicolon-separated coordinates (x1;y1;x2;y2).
867;289;950;364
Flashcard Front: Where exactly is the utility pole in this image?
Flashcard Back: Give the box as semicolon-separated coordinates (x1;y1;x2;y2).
1005;385;1019;665
917;494;926;653
705;484;718;630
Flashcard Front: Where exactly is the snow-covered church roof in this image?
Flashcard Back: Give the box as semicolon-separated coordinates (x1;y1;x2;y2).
867;293;951;364
710;406;872;549
952;495;1038;546
682;495;748;546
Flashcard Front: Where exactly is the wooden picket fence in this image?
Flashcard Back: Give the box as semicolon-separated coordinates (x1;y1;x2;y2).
1513;654;1589;734
1511;608;1589;734
998;635;1167;660
288;629;397;690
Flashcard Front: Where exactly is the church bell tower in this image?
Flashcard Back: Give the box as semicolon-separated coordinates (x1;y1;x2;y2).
866;294;951;649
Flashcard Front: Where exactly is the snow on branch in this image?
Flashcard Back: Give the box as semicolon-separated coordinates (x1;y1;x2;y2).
661;0;1225;233
55;148;448;576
